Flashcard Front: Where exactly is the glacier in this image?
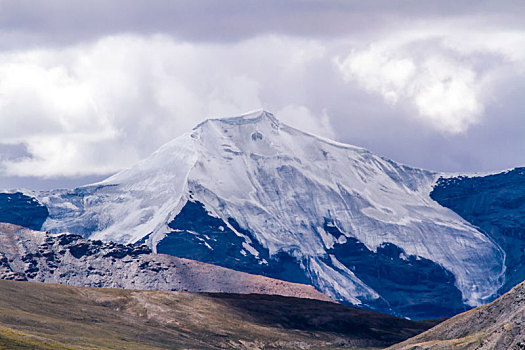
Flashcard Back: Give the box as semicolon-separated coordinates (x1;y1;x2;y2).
3;110;508;319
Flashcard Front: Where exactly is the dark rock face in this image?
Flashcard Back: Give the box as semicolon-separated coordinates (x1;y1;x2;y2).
0;192;48;230
328;233;465;319
158;200;310;285
431;167;525;295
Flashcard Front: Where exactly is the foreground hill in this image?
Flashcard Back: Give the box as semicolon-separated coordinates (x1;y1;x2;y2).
389;279;525;350
0;279;438;349
0;223;330;302
2;110;505;319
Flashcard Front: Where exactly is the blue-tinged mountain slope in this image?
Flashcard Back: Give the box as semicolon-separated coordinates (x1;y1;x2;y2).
0;192;48;230
431;167;525;295
155;200;311;286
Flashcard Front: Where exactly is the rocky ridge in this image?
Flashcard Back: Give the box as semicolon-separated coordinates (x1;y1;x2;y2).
0;222;332;302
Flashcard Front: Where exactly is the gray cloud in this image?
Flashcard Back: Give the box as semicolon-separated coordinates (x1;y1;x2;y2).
0;1;524;189
2;1;525;47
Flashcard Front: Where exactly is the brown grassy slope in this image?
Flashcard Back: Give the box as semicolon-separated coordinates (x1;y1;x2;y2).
0;279;438;349
388;280;525;350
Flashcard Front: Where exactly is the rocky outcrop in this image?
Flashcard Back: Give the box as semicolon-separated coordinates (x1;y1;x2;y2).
0;222;332;302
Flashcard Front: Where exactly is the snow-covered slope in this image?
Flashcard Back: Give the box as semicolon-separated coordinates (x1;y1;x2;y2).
20;111;506;318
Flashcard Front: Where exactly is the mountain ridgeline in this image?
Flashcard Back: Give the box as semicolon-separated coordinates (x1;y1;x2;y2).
1;110;523;320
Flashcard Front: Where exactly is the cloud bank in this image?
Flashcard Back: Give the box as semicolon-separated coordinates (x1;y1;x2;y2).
0;35;334;177
0;2;524;186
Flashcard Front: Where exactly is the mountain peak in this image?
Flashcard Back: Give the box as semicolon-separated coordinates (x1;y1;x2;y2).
194;110;279;130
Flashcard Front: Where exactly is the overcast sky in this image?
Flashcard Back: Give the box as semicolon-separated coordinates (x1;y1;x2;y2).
1;1;525;190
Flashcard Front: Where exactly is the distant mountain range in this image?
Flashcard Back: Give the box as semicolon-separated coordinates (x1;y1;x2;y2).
1;110;523;320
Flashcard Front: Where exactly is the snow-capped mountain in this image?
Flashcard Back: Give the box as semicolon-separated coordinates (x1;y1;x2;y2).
1;111;510;319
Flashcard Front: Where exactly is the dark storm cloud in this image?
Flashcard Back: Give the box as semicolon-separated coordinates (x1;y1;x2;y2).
1;0;525;47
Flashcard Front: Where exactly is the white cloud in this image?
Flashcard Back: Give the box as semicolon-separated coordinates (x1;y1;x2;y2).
336;46;416;104
336;44;483;134
335;21;525;136
413;57;482;133
1;17;525;181
0;34;331;177
277;105;335;139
